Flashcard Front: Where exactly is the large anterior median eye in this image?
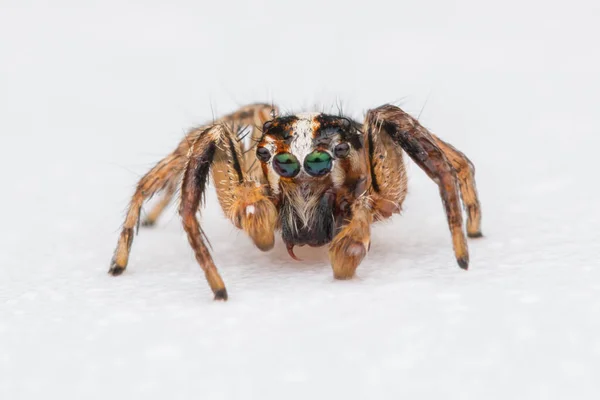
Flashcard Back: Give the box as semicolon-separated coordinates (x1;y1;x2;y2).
272;152;300;178
304;150;332;177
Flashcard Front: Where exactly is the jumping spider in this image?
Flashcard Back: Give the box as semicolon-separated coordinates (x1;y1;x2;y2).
110;103;483;300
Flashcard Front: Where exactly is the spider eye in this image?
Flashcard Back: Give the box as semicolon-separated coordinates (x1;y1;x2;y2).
272;152;300;178
256;147;271;162
304;150;332;177
334;142;350;158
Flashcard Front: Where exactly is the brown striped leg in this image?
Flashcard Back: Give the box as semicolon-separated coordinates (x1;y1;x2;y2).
365;104;473;270
109;152;187;275
430;135;482;238
329;196;373;279
209;104;278;252
109;103;277;279
226;182;278;251
179;129;229;300
140;102;275;231
141;181;178;227
179;117;280;300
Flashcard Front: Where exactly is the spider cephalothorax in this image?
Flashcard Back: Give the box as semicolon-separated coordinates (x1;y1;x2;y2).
109;103;482;300
257;113;365;258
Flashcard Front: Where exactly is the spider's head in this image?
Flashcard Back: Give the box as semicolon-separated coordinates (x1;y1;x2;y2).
256;112;365;253
255;113;363;190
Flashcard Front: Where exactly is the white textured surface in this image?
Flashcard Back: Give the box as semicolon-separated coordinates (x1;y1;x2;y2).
1;1;599;399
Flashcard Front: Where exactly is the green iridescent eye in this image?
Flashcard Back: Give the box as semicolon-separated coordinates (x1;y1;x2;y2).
272;152;300;178
304;150;332;177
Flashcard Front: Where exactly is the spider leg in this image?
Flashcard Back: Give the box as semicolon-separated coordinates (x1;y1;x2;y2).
109;103;277;284
210;105;278;251
137;103;275;228
141;180;178;227
365;104;481;269
109;150;187;275
179;128;227;300
179;121;277;300
327;131;374;280
430;135;482;238
329;194;372;279
221;181;278;251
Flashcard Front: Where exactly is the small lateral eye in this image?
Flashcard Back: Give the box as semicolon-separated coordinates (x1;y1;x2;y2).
256;147;271;162
273;152;301;178
304;150;333;177
334;142;350;158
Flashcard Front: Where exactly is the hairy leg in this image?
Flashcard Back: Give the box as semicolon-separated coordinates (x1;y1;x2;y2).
179;129;228;300
139;103;276;228
363;116;409;219
430;135;482;238
210;104;279;251
109;151;187;275
178;121;278;299
109;103;277;278
329;195;373;279
365;104;481;269
141;181;178;227
226;182;278;251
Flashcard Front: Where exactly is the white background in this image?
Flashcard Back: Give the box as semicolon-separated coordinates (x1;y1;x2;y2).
1;0;599;399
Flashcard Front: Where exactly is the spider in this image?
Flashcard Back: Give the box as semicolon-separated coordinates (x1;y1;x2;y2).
109;103;482;300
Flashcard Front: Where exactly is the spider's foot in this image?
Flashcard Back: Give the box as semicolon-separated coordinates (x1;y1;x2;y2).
467;231;483;239
108;259;126;276
457;256;469;270
329;236;368;280
205;268;228;301
213;288;228;301
141;218;156;228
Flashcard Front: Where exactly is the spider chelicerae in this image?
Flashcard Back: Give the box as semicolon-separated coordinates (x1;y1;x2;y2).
109;103;483;300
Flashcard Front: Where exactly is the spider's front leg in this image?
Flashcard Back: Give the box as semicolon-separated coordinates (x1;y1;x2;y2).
327;131;375;280
210;138;278;253
180;124;277;299
329;193;373;280
224;182;278;251
365;104;483;269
